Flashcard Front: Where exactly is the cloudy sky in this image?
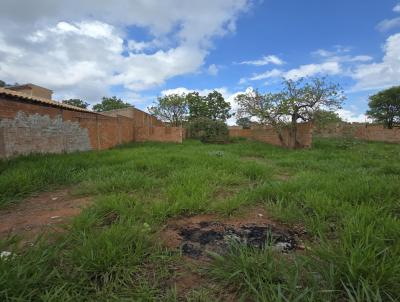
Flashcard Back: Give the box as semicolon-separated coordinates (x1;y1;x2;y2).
0;0;399;123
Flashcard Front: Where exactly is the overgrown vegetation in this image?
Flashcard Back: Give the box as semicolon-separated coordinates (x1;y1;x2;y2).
187;118;229;143
367;86;400;129
0;139;399;301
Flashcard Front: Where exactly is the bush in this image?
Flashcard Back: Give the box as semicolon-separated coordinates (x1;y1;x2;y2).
188;118;229;143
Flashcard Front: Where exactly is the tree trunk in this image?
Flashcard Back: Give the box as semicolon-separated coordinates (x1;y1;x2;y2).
290;113;298;148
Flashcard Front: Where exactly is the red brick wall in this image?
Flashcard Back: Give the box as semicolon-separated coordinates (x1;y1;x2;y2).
316;123;400;144
136;126;183;143
229;123;314;148
0;97;183;158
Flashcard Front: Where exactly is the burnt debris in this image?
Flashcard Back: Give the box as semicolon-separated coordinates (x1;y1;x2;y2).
178;222;297;259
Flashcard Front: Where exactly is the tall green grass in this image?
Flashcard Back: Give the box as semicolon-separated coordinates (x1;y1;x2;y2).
0;138;399;300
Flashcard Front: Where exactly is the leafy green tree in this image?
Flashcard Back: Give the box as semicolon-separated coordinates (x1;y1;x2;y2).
187;92;209;120
313;109;343;129
0;80;5;88
148;94;188;126
62;99;89;109
205;90;233;121
367;86;400;129
236;77;345;147
93;96;131;112
236;117;252;129
187;90;232;121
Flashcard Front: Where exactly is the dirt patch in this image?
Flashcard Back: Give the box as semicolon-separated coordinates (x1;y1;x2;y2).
0;189;91;244
161;207;305;261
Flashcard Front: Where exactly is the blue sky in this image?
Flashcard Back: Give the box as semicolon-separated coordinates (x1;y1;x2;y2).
1;0;400;123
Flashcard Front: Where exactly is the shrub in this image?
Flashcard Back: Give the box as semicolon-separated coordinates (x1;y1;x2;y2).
188;118;229;143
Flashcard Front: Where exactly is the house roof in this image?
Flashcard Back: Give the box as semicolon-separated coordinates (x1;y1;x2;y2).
0;87;94;113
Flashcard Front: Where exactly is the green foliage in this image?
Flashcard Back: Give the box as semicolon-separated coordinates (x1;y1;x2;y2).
0;80;5;87
367;86;400;129
62;98;89;109
0;139;400;300
148;94;188;126
188;118;229;143
93;96;131;112
187;92;210;120
187;90;232;121
205;90;232;121
313;109;343;129
236;117;252;129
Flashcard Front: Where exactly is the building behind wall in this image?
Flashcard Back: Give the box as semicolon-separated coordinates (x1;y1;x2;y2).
8;83;53;100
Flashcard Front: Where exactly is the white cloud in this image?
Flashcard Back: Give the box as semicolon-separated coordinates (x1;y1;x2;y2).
376;17;400;32
351;33;400;91
239;55;284;66
208;64;219;76
312;48;373;63
161;86;230;97
0;0;251;103
336;109;369;123
249;69;283;80
284;62;341;80
393;3;400;13
127;40;157;53
248;62;341;82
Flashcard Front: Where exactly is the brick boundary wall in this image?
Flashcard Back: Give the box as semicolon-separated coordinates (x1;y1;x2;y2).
315;122;400;144
229;122;314;148
0;97;183;158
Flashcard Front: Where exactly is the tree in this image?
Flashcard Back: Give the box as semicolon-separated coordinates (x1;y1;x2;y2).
62;99;89;109
236;117;252;129
0;80;5;88
148;94;188;126
187;92;209;120
367;86;400;129
187;90;232;121
236;77;345;148
93;96;131;112
205;90;233;121
313;109;343;130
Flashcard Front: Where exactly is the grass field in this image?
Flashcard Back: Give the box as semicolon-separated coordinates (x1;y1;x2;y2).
0;138;399;301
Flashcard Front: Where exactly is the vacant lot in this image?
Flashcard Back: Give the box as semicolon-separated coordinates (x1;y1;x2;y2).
0;138;399;301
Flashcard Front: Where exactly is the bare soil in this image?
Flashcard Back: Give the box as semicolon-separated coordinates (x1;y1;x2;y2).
0;189;91;244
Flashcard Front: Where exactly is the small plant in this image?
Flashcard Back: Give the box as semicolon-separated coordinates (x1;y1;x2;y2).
207;151;224;157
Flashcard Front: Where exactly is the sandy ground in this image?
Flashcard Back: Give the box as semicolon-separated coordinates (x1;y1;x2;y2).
0;189;91;244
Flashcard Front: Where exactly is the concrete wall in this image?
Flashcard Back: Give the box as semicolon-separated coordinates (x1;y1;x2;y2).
229;123;314;148
0;97;183;158
315;123;400;144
